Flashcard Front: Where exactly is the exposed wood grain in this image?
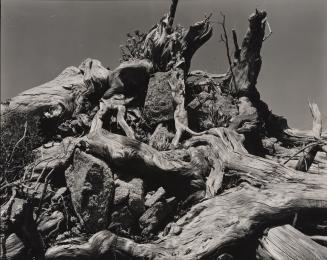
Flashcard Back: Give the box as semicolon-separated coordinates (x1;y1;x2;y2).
257;225;327;260
45;128;327;260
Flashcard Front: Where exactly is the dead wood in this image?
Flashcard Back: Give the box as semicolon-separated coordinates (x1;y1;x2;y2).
219;12;237;92
2;60;109;132
257;225;327;260
2;3;327;260
45;128;327;260
85;108;210;199
141;0;212;73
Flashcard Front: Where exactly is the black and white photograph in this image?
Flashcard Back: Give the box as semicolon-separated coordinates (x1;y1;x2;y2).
1;0;327;259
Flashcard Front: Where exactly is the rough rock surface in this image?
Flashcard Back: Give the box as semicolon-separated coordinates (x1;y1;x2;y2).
145;187;166;208
31;137;80;178
143;72;175;127
65;149;114;233
109;178;145;234
139;197;176;234
110;206;137;233
113;178;145;215
113;181;130;206
149;124;174;151
127;178;145;217
186;74;238;131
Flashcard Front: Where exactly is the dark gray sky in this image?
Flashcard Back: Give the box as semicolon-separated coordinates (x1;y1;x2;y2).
1;0;326;129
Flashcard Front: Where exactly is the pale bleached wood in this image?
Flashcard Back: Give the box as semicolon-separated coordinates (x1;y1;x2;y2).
2;59;109;120
257;225;327;260
309;102;322;139
45;128;327;260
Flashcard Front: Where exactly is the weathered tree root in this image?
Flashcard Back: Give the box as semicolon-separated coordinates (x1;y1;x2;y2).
3;2;327;259
45;128;327;259
257;225;327;259
86;118;210;200
168;69;207;148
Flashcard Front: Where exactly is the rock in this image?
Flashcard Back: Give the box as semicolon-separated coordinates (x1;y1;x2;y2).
113;182;130;206
31;137;79;179
149;124;174;151
186;74;238;131
187;91;211;110
188;92;238;130
128;178;145;217
110;206;136;232
145;187;166;208
65;149;114;233
139;197;176;234
114;186;129;206
114;178;145;217
109;178;145;234
143;71;175;127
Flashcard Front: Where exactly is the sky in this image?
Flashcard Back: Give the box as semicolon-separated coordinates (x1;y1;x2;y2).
1;0;327;129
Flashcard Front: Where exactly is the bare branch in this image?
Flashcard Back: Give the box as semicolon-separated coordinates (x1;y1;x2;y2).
168;0;179;29
6;121;28;164
283;141;320;165
263;20;272;41
35;168;55;221
218;12;237;92
232;29;240;61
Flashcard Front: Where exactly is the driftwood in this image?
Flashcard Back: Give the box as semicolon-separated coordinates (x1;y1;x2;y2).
3;59;109;121
257;225;327;259
142;0;212;73
2;59;153;137
1;1;327;259
85;106;209;201
45;128;327;259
